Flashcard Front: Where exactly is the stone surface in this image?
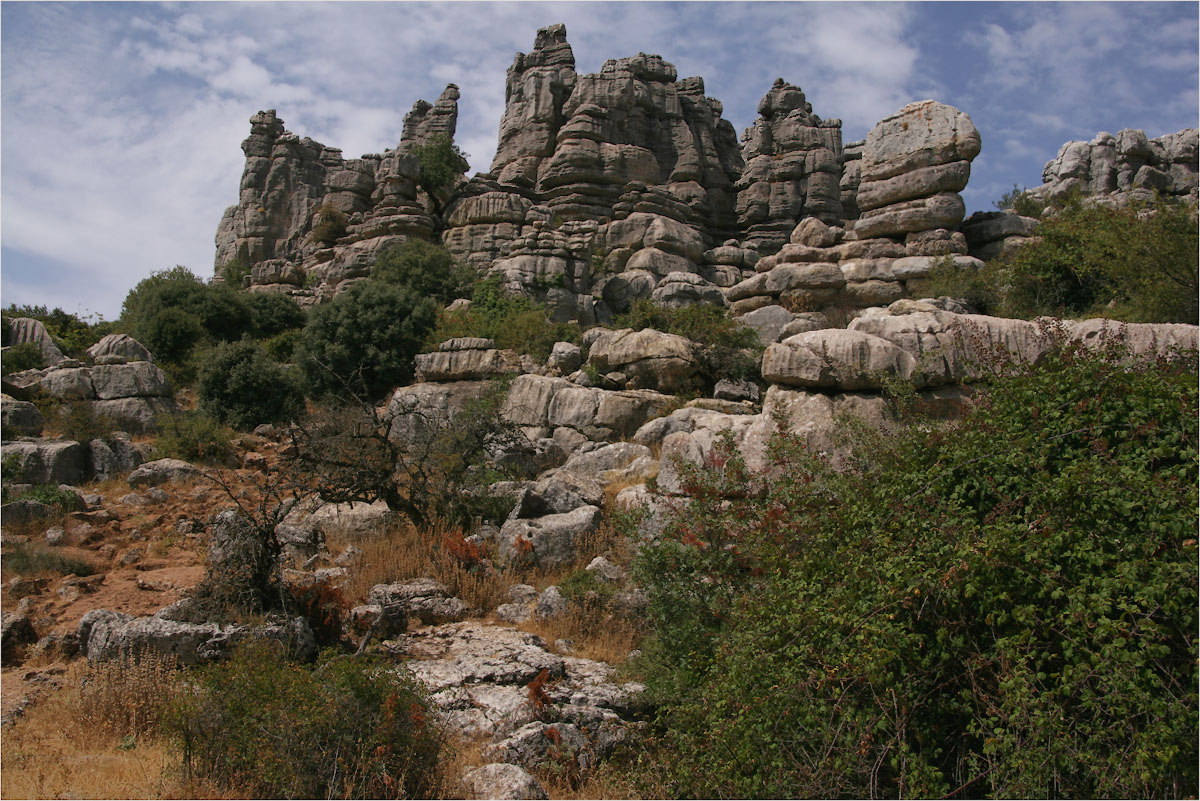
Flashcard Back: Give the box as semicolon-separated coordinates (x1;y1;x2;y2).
496;504;602;568
87;334;154;364
1;393;43;437
462;763;548;800
5;318;65;366
1;440;90;485
126;458;200;488
85;613;317;666
761;329;920;391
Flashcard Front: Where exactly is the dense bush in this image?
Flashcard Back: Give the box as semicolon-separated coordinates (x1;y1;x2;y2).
428;276;581;362
170;645;444;799
243;292;306;339
300;280;441;402
371;239;468;302
197;341;304;430
152;411;236;466
121;266;253;347
1;342;46;375
613;299;762;388
923;198;1198;323
410;133;469;219
141;307;205;365
636;340;1198;798
308;203;348;246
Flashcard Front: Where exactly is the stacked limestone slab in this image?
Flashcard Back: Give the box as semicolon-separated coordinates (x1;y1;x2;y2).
443;24;747;323
735;79;844;254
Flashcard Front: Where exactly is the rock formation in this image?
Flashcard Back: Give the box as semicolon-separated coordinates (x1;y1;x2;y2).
736;79;844;253
1034;127;1198;208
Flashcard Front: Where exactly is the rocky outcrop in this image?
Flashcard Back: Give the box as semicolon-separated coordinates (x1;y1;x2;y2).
736;79;844;253
1033;127;1198;208
4;318;66;366
213;91;459;296
82;611;317;666
4;360;176;434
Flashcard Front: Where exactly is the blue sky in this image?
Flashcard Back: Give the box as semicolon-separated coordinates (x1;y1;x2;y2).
2;1;1197;320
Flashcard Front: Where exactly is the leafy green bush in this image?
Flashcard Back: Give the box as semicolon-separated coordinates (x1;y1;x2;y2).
1;342;46;375
38;398;117;443
170;645;444;799
142;307;205;365
309;203;348;246
410;134;469;219
371;239;468;302
612;299;762;389
243;292;307;339
220;257;251;287
120;266;254;358
197;341;305;430
636;340;1198;798
428;276;581;362
994;183;1046;218
300;280;441;402
152;411;235;466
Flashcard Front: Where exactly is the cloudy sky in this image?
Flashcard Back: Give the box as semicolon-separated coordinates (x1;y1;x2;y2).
2;1;1196;320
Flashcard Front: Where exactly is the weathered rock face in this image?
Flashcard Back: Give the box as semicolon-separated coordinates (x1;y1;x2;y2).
736;79;845;253
4;360;177;434
5;318;66;366
213;92;456;294
443;23;746;322
1034;127;1198;208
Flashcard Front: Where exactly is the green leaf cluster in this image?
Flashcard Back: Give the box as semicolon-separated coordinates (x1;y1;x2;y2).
300;280;440;402
428;275;581;362
636;340;1199;798
197;340;305;430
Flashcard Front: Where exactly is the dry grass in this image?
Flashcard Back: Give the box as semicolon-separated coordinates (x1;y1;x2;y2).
331;520;521;613
518;605;645;665
1;659;226;800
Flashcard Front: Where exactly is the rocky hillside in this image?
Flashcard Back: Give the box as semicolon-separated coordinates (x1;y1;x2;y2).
2;21;1197;800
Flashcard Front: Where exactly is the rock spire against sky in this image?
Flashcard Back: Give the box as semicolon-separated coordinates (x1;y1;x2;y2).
2;2;1196;320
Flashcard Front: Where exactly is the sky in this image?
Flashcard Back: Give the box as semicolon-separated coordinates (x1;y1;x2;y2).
2;1;1197;321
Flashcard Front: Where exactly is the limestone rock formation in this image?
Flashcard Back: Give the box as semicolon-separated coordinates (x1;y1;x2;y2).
736;79;844;253
1034;127;1198;208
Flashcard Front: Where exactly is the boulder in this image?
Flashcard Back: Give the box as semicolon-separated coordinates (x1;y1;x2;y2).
367;578;470;626
586;329;697;394
461;763;548;800
91;396;178;434
413;347;522;383
87;334;155;364
761;329;920;390
126;458;200;487
1;440;89;485
90;362;172;400
85;614;318;666
1;393;43;436
6;318;65;366
497;505;602;568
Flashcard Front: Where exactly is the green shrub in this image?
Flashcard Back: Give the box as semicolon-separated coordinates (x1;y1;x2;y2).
262;328;301;362
1;342;46;375
371;239;467;302
243;292;306;339
142;307;205;365
170;645;444;799
4;542;95;577
910;256;1003;315
309;203;348;245
636;340;1198;798
170;647;446;796
428;276;581;362
120;266;254;361
220;257;251;287
410;134;469;219
197;341;305;430
613;299;762;388
994;183;1046;218
300;280;440;402
152;411;235;466
38;398;117;443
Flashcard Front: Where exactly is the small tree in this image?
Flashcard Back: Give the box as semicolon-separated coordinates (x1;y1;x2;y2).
371;239;462;302
299;280;439;402
197;340;305;430
409;134;469;222
288;380;527;529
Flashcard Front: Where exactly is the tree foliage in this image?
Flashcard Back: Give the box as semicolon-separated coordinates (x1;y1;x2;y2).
636;338;1198;798
197;340;305;430
409;134;469;219
370;239;466;303
299;280;440;402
